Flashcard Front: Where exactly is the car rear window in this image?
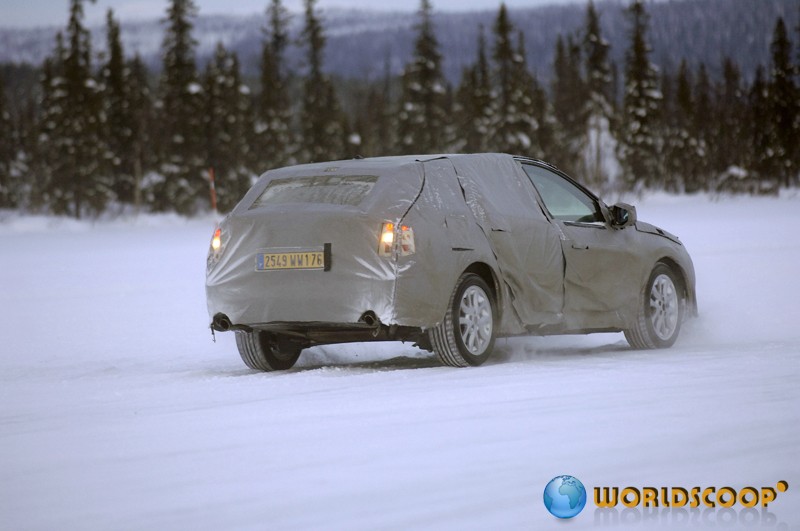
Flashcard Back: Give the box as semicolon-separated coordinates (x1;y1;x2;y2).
250;175;378;208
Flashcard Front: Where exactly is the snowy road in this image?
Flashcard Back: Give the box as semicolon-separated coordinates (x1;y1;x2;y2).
1;194;799;530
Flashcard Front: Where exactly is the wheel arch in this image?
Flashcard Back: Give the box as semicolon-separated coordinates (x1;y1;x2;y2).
463;262;502;321
654;256;697;317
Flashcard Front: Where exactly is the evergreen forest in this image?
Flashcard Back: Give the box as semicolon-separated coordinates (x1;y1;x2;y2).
0;0;798;217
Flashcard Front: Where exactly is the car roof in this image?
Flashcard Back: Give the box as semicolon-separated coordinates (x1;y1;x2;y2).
266;153;529;172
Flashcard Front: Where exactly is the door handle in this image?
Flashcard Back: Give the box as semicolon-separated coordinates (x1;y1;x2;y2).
571;242;589;250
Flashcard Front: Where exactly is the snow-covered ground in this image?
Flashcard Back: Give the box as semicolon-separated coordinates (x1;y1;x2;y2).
1;193;799;530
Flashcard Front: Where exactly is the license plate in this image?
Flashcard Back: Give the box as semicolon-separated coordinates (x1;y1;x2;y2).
256;247;328;271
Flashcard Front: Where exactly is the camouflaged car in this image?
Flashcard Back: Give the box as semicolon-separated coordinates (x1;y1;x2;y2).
206;154;697;370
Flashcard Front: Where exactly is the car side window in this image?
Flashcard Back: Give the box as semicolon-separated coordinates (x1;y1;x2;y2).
521;164;603;224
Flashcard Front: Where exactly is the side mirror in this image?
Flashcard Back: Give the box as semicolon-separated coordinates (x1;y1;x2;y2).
610;203;637;229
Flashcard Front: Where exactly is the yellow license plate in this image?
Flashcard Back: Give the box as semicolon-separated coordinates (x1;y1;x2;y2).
256;250;326;271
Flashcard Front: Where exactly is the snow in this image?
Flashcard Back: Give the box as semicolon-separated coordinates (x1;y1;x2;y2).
187;82;203;95
2;193;799;529
583;113;621;188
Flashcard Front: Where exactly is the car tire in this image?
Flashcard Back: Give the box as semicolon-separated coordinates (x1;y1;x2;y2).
235;331;302;371
624;263;684;349
430;273;497;367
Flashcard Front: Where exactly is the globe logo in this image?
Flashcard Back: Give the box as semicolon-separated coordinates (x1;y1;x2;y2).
543;475;587;518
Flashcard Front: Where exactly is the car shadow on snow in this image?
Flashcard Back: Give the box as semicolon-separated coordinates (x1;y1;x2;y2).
295;355;443;373
192;353;442;378
196;336;653;377
488;335;636;365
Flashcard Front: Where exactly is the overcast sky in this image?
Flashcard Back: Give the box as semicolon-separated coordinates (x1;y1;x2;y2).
2;0;594;28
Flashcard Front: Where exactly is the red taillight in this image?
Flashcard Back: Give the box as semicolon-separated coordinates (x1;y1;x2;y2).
207;225;226;274
379;222;394;256
399;225;415;256
378;222;415;257
211;227;222;251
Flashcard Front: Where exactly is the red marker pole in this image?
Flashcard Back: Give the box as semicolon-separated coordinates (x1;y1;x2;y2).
208;166;218;215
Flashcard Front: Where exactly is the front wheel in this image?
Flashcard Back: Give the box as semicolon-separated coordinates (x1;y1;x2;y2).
430;273;497;367
624;264;684;349
235;331;302;371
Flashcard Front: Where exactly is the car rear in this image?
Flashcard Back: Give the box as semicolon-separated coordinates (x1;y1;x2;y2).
205;159;425;333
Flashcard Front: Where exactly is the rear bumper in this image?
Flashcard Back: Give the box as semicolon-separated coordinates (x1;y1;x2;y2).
206;267;398;328
208;314;426;347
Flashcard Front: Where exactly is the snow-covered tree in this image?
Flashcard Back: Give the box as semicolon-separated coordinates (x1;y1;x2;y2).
203;43;253;213
155;0;205;213
101;9;136;204
662;60;705;192
514;32;554;158
125;55;155;211
256;0;293;170
581;0;619;189
299;0;345;163
31;48;59;211
489;4;549;156
583;1;612;108
396;0;449;155
454;26;492;153
39;0;108;218
618;0;662;189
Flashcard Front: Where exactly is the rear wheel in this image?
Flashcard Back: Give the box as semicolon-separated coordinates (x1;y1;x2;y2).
624;263;684;349
235;331;302;371
430;273;496;367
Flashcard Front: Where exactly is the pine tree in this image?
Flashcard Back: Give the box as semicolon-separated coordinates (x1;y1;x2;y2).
492;3;513;120
582;0;618;189
203;43;253;213
256;0;293;170
712;57;747;175
551;34;586;175
583;1;612;107
490;4;548;156
691;63;712;188
768;17;798;186
354;57;395;157
658;66;676;189
662;60;704;192
34;42;63;211
455;26;492;153
514;32;554;158
102;9;135;204
299;0;345;162
618;0;663;189
0;72;14;207
552;36;584;134
373;56;397;156
396;0;449;154
795;5;800;182
747;66;773;184
454;67;478;153
5;84;39;209
41;0;108;218
156;0;205;213
126;55;154;211
489;1;512;153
